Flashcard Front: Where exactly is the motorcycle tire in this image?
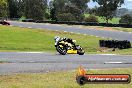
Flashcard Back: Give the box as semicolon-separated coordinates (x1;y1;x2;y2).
76;45;85;55
56;44;67;55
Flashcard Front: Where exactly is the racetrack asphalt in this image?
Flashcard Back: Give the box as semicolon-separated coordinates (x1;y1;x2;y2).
0;52;132;74
9;21;132;41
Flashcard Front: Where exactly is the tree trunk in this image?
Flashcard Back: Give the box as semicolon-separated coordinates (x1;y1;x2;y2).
106;17;109;24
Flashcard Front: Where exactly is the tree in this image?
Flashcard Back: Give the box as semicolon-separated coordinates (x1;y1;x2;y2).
49;0;90;21
93;0;124;23
49;0;68;21
0;0;8;18
84;15;99;23
7;0;25;18
57;13;76;21
7;0;19;18
88;6;98;15
17;0;25;17
68;0;90;21
64;4;83;21
69;0;89;13
23;0;47;20
119;14;132;24
115;8;129;17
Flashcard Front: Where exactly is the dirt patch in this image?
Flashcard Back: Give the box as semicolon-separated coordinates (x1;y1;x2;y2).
78;25;119;31
97;47;119;52
89;26;117;31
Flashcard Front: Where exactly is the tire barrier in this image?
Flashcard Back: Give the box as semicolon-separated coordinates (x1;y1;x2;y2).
22;19;35;22
9;18;132;28
99;40;131;49
35;21;132;28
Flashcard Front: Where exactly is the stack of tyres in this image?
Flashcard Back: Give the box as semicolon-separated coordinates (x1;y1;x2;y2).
99;40;131;49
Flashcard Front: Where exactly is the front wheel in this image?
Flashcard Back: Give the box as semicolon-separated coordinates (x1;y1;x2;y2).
76;45;85;55
56;44;67;55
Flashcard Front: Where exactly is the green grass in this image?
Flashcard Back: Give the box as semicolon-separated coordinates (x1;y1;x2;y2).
102;48;132;55
0;68;132;88
112;27;132;32
98;17;120;24
0;26;106;53
0;25;132;54
84;14;120;24
19;16;26;21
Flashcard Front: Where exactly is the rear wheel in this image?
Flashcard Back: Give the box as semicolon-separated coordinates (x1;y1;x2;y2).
76;45;85;55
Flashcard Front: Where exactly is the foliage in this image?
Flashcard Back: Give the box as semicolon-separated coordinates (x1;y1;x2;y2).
0;0;8;18
49;0;90;21
68;0;90;21
44;11;50;20
7;0;47;20
84;15;99;23
57;13;76;21
64;4;83;21
88;6;98;15
93;0;124;23
19;16;26;21
8;0;19;18
49;0;67;21
1;0;127;23
69;0;90;13
8;0;25;18
119;14;132;24
23;0;47;20
115;8;129;17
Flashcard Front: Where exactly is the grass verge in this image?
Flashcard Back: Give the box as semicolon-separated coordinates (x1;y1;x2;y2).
0;25;132;54
0;25;107;53
0;68;132;88
112;27;132;32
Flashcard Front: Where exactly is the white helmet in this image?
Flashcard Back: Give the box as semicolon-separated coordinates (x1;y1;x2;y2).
73;40;76;43
54;36;60;41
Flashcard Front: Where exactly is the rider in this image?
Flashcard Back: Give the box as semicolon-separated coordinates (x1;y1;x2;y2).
54;36;76;47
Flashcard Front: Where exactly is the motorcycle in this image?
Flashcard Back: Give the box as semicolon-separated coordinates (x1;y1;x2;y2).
55;39;85;55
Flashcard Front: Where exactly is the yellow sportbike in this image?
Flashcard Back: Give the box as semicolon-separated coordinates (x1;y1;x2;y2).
55;40;85;55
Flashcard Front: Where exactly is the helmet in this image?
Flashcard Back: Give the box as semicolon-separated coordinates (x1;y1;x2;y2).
73;40;76;43
54;36;60;41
